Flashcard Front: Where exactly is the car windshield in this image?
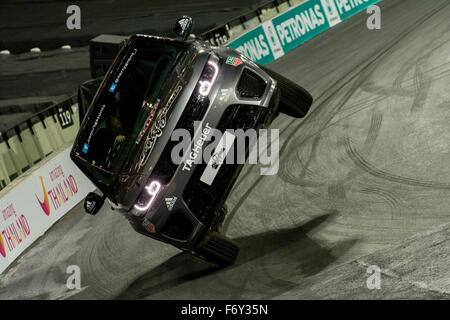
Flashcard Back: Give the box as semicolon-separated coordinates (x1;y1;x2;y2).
77;40;186;187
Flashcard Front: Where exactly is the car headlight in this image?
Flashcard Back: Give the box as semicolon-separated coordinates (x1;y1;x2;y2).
198;57;219;97
134;180;161;212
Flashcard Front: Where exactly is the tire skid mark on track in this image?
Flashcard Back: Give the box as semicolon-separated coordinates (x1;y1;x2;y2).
345;138;450;190
278;63;385;212
365;110;383;147
358;186;401;220
279;133;324;187
361;36;450;112
362;80;415;98
322;109;385;215
410;61;432;113
335;109;384;186
327;183;347;201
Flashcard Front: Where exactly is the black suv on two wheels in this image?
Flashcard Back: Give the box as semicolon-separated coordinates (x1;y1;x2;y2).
71;18;313;266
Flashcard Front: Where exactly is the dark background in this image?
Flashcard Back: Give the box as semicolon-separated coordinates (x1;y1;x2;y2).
0;0;270;53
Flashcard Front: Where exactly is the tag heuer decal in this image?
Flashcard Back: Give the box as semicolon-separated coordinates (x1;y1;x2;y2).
226;56;243;67
142;218;156;233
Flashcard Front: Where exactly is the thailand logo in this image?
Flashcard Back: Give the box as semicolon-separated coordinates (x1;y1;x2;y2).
35;176;50;216
0;234;6;258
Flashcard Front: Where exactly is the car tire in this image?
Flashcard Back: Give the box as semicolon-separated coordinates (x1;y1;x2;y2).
195;231;240;266
259;65;313;118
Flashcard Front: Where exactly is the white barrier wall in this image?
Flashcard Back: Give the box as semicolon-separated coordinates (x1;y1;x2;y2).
0;146;96;273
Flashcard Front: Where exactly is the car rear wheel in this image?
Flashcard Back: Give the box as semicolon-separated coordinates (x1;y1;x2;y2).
259;65;313;118
195;231;240;266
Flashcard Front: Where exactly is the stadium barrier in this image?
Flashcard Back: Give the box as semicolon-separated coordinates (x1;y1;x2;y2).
0;96;79;189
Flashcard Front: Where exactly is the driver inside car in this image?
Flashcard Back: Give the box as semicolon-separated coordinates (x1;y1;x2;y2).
87;114;126;168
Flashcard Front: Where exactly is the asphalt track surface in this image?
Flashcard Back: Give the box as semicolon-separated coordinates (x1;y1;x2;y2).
1;0;450;299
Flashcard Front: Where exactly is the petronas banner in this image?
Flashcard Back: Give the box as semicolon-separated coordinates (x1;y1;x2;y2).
228;0;381;65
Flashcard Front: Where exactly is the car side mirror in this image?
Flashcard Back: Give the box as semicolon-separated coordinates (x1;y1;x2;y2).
173;16;193;40
84;192;106;215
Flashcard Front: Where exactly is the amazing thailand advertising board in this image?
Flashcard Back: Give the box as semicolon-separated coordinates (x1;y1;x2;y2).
0;147;96;273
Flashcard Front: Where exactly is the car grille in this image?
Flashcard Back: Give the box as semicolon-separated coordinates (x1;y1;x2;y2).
161;210;194;240
183;104;270;224
236;69;267;98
